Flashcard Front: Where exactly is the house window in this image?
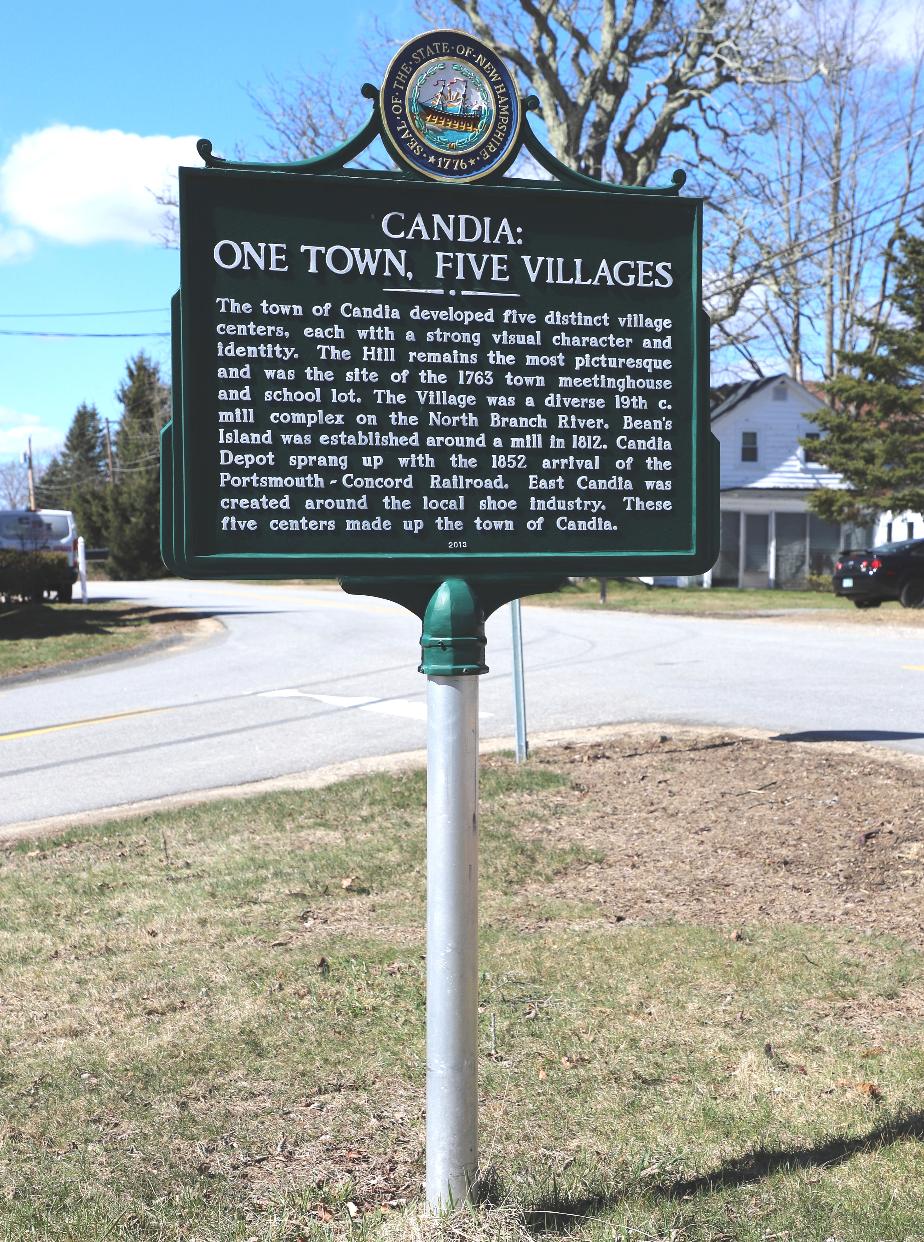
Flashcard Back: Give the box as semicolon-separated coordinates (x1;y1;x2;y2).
908;521;916;539
741;431;758;462
772;384;787;401
804;432;821;463
809;514;842;576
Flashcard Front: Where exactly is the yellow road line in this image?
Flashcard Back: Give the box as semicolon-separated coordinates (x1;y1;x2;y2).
902;665;924;672
0;704;170;743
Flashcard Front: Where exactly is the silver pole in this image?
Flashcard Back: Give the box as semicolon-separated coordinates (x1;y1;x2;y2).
426;673;479;1210
77;536;88;605
510;599;528;763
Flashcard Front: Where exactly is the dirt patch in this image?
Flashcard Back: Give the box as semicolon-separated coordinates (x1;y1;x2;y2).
124;607;219;644
759;606;924;629
513;730;924;946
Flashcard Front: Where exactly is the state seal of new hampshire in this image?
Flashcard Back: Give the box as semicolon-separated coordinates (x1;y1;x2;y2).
380;31;521;182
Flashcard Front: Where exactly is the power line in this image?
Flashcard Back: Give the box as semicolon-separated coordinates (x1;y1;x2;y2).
0;307;168;319
678;89;924;216
706;184;924;301
732;120;924;234
708;195;923;307
739;91;924;199
0;329;170;339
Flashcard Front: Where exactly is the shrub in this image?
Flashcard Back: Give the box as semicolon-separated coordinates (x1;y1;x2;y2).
805;572;833;593
0;551;73;601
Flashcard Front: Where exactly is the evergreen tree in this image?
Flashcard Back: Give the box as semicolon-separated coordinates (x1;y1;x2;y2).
33;453;71;512
107;353;171;579
34;402;110;545
807;219;924;524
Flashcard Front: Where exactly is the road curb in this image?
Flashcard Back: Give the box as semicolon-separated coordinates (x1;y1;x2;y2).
3;719;922;847
0;615;224;689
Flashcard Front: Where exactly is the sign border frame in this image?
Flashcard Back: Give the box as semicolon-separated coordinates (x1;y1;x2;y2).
163;82;719;582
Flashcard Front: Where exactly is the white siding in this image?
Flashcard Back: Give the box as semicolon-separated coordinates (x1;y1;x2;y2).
874;509;924;544
712;376;843;493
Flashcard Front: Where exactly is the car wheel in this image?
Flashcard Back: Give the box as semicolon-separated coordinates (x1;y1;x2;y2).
853;599;882;609
900;578;924;608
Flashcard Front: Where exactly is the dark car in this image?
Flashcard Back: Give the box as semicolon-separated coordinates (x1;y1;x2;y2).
833;538;924;608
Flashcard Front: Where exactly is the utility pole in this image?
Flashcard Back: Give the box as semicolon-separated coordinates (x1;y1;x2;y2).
104;419;114;484
23;437;36;510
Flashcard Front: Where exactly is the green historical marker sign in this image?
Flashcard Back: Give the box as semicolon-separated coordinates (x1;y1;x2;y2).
162;43;717;584
160;31;722;1212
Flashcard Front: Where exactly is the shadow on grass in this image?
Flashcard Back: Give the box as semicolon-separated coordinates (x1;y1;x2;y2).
773;729;924;744
520;1112;924;1234
0;603;207;642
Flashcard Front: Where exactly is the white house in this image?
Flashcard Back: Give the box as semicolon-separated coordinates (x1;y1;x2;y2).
706;374;922;588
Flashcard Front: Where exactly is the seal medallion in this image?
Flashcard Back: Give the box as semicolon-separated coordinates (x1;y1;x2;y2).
380;31;521;182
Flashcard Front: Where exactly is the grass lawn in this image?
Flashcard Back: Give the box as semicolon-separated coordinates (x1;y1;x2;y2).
0;602;203;680
1;734;922;1240
526;579;897;618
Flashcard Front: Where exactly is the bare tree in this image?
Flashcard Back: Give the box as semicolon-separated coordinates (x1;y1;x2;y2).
249;57;392;168
182;1;924;382
0;450;56;509
0;460;29;508
242;1;809;189
422;0;805;182
708;1;924;380
217;0;815;359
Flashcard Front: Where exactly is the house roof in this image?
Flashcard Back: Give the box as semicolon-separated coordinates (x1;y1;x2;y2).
709;375;787;421
709;373;829;422
708;381;740;411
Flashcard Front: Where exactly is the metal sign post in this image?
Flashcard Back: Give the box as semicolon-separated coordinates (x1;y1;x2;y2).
510;599;528;763
421;580;485;1206
426;668;479;1206
162;25;719;1215
342;572;557;1208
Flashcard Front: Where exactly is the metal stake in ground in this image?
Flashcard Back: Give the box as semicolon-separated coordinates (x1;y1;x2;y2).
419;580;488;1210
510;598;528;763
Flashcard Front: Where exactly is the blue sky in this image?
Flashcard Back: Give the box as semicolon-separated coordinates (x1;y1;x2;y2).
4;1;922;467
0;0;418;463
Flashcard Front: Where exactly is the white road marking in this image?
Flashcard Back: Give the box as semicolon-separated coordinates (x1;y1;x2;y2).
257;689;493;720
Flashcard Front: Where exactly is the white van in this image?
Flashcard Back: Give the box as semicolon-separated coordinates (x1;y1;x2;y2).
0;508;79;601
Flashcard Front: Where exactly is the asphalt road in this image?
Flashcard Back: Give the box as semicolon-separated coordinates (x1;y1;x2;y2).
1;579;922;829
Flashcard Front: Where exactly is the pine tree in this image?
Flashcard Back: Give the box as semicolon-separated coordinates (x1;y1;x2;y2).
107;353;171;579
33;454;71;512
34;403;110;545
807;219;924;524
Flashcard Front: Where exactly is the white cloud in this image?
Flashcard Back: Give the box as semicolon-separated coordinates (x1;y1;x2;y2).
867;0;924;58
0;226;34;262
0;406;63;459
0;125;200;247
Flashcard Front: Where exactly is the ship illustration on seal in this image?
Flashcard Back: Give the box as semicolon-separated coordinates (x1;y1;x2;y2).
409;61;493;151
417;76;486;133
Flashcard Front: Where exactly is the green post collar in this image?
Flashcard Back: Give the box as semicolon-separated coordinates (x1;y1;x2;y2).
339;575;565;677
419;578;487;677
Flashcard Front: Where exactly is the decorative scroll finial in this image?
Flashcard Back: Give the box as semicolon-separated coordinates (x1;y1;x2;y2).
195;67;687;195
